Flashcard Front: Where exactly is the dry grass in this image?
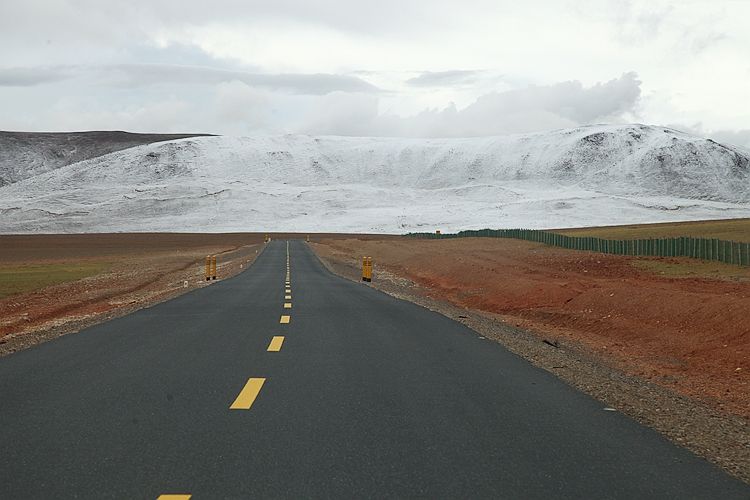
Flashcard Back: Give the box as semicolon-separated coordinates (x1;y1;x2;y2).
632;258;750;280
0;262;110;299
558;218;750;242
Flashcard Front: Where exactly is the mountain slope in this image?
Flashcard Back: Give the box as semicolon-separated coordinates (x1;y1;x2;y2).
1;124;749;233
0;131;213;187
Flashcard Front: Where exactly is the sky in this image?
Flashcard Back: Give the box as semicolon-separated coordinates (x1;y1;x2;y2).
1;0;748;146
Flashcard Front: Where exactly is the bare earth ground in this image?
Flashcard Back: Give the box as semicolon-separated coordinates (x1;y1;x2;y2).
0;233;394;357
2;232;748;482
0;233;267;356
312;237;750;483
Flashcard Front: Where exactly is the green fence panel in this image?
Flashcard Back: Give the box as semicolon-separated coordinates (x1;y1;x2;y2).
405;228;749;267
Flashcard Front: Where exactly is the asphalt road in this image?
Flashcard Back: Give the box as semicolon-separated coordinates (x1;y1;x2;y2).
0;240;747;499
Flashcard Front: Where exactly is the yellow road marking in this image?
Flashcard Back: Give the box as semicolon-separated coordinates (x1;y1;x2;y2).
285;295;291;300
230;378;266;410
280;315;290;324
157;494;191;499
267;336;285;352
284;302;292;309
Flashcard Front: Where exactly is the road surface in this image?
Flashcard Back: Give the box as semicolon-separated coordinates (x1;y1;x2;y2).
0;240;747;499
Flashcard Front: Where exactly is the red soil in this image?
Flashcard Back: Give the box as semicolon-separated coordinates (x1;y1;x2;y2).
315;238;750;418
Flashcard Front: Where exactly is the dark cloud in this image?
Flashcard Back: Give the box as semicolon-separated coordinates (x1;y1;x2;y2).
406;70;481;87
102;64;380;94
0;67;70;86
0;64;379;95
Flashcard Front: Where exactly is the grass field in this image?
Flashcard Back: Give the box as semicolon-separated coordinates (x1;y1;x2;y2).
632;258;750;280
0;262;110;299
558;218;750;242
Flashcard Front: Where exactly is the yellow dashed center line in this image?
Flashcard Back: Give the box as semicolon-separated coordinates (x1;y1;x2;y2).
285;295;291;300
280;315;290;324
284;302;292;309
230;378;266;410
158;495;191;500
267;336;285;352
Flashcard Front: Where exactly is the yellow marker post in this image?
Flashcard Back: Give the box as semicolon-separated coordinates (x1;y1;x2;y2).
230;378;266;410
267;336;284;352
362;257;372;282
211;255;217;280
204;255;211;281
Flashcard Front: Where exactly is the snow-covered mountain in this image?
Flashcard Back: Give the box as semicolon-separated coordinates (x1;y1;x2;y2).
0;131;212;187
1;124;749;233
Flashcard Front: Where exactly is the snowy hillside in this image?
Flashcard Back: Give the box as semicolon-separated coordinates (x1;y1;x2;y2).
0;131;211;187
1;124;749;233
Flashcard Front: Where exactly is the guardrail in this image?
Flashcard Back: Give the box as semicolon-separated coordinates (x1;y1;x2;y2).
406;228;750;267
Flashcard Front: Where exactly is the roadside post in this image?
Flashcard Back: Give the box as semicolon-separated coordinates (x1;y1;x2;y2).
362;257;372;282
205;255;211;281
211;255;217;280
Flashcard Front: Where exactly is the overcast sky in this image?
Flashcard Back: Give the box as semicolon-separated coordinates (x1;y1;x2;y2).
1;0;748;146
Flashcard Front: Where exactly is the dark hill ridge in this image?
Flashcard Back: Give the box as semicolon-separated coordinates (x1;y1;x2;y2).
0;131;214;186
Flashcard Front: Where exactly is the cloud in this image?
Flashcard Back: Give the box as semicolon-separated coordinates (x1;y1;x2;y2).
0;67;71;87
406;70;481;87
0;63;379;95
300;72;643;137
101;64;380;94
711;130;750;150
214;81;272;131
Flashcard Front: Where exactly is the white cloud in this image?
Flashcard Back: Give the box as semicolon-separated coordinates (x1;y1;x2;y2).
300;73;642;137
0;0;748;138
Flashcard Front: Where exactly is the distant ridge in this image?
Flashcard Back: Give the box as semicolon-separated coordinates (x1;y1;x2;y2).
1;124;749;233
0;130;215;186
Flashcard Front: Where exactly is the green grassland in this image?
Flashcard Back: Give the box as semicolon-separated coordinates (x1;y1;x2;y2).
559;218;750;243
0;262;109;299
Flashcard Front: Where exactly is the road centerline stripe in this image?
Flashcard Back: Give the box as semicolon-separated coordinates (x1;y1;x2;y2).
267;336;285;352
284;302;292;309
285;295;292;300
157;495;191;500
230;378;266;410
280;315;290;324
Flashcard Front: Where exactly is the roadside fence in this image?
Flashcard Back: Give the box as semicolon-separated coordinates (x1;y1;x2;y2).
406;228;750;267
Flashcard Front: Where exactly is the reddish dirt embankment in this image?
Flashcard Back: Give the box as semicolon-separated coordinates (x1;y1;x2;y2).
0;233;266;355
314;237;750;419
